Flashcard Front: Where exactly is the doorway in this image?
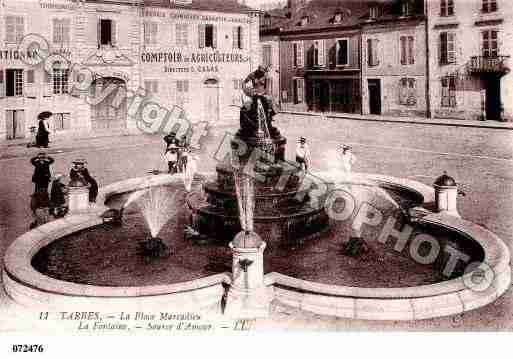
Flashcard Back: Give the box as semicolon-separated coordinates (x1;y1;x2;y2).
5;110;25;140
484;76;501;121
90;77;127;131
204;78;219;123
368;79;381;115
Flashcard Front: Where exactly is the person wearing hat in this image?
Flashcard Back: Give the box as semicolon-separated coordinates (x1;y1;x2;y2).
31;152;54;194
70;160;99;203
296;137;311;172
164;144;179;175
339;144;357;174
36;112;52;148
164;131;178;151
49;174;68;218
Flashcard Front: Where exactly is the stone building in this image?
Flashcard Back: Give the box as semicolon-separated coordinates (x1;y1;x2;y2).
361;0;428;117
426;0;512;121
0;0;260;143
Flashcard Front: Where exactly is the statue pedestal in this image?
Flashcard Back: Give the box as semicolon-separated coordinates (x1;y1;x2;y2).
224;240;271;319
68;186;90;215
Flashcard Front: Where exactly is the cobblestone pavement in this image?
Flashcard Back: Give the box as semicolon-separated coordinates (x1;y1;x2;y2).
1;113;512;331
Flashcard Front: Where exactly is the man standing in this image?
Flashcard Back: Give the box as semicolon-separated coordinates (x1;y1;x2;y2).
296;137;311;172
339;145;357;174
30;152;54;211
50;174;68;218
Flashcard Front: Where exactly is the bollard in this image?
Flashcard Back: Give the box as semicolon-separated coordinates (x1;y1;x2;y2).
433;172;461;218
67;179;90;215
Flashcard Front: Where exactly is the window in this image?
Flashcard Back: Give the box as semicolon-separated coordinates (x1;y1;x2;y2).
440;32;456;64
482;30;499;57
144;22;158;45
53;19;71;44
53;62;69;95
262;45;272;68
261;16;272;28
300;16;309;26
440;0;455;17
400;36;415;65
334;12;343;23
369;6;381;19
293;78;304;104
482;0;498;13
402;1;411;16
144;80;159;95
176;24;188;46
5;69;23;97
199;24;216;49
176;80;189;105
313;40;325;67
233;26;244;49
336;39;349;66
233;79;244;90
98;19;115;46
53;113;71;131
5;16;24;44
441;76;457;107
293;41;304;68
399;78;416;106
367;39;380;67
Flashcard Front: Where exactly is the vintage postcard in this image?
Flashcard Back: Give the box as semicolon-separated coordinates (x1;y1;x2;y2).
0;0;512;353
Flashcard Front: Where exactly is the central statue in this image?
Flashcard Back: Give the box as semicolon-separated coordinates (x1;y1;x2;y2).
238;65;281;139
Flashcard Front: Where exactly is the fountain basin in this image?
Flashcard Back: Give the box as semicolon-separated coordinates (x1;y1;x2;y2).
2;173;510;320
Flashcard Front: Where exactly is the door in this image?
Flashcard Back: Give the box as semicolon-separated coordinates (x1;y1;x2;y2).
5;110;25;140
319;80;330;112
204;79;219;124
485;76;501;121
368;79;381;115
91;77;127;130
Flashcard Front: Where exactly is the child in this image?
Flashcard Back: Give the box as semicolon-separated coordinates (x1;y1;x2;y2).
339;145;357;174
49;174;68;218
165;144;179;175
296;137;311;172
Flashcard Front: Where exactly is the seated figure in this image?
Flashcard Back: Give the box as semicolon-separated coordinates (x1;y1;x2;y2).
239;65;280;139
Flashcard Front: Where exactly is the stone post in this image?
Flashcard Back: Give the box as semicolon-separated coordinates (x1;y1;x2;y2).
434;172;461;218
224;232;271;318
67;181;90;215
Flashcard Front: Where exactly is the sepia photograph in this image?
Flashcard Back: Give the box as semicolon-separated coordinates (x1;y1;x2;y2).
0;0;512;354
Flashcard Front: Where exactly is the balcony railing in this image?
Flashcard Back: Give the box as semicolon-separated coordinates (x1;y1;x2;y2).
468;56;510;75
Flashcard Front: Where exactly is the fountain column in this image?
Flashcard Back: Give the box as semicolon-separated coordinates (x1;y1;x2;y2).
224;99;272;318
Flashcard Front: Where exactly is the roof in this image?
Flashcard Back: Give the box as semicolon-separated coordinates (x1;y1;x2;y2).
263;0;425;34
86;0;257;14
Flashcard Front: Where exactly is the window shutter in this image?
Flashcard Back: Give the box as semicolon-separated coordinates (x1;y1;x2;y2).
15;111;25;139
212;25;217;49
5;16;16;44
144;22;150;44
111;20;117;46
5;111;13;139
63;113;71;130
298;79;304;103
298;41;304;68
152;23;158;45
447;33;456;64
399;78;407;104
232;26;238;49
53;19;60;43
240;26;245;50
15;17;24;44
97;19;101;47
400;36;407;65
198;24;205;48
0;70;4;98
318;40;325;66
25;69;35;97
44;71;52;97
408;36;415;64
64;19;71;44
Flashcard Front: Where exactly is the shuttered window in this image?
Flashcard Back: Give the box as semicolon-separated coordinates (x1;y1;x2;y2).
367;38;380;67
98;19;116;46
482;0;498;13
199;24;216;49
336;39;349;66
482;30;499;57
233;26;244;49
144;22;158;45
262;45;272;68
176;24;188;46
440;0;455;17
293;41;304;68
5;16;24;44
314;40;325;67
399;78;416;106
441;76;457;107
176;80;189;105
53;113;71;131
440;32;456;64
53;19;71;44
400;36;415;65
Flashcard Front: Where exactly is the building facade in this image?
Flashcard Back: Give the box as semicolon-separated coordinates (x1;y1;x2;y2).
426;0;512;121
0;0;260;142
261;0;511;121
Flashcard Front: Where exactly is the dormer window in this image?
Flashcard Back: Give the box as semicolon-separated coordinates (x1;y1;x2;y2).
402;2;411;17
334;12;343;23
369;6;380;19
300;16;309;26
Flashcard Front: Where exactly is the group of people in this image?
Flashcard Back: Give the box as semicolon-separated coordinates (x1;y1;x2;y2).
163;131;199;192
30;153;98;227
295;137;357;174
